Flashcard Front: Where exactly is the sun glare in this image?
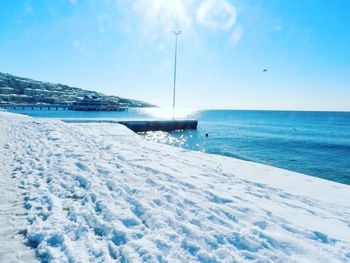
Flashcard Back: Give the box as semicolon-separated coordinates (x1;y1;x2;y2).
132;0;238;34
133;0;194;34
140;107;198;119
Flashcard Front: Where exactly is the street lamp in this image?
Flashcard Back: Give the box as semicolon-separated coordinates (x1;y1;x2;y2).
172;30;181;120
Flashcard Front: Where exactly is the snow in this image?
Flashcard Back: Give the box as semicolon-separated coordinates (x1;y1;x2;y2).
0;111;350;262
0;112;36;262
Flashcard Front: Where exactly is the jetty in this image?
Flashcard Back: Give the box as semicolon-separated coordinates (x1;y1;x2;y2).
0;94;128;112
62;119;198;132
0;104;69;110
0;102;127;112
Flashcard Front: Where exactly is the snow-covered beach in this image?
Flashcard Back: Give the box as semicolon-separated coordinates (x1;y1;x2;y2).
1;111;350;262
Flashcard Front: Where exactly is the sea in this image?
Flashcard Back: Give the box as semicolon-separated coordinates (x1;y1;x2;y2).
7;108;350;185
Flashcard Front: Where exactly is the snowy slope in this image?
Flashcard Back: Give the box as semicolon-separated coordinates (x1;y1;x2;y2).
0;112;36;262
0;111;350;262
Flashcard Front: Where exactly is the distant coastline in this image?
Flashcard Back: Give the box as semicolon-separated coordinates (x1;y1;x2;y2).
0;72;155;108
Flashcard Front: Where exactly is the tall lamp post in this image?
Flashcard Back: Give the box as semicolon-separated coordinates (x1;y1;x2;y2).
172;30;181;120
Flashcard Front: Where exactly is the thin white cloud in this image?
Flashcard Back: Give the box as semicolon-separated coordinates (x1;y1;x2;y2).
73;40;81;50
274;24;282;32
229;26;243;45
96;14;112;34
16;18;23;25
196;0;237;31
24;5;35;15
274;17;283;32
70;0;77;5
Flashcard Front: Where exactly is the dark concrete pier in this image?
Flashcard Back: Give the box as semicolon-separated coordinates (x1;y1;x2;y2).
62;119;198;132
118;120;197;132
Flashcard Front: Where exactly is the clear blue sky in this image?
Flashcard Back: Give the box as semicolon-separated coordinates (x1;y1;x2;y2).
1;0;349;110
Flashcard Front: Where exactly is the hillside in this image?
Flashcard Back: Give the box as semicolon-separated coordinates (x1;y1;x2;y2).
0;72;153;107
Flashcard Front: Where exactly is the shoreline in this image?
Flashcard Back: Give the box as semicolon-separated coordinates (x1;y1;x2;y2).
3;108;350;185
3;106;350;113
1;111;350;262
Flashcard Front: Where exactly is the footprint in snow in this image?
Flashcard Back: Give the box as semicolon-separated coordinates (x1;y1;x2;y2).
75;175;90;190
75;161;88;171
206;192;233;204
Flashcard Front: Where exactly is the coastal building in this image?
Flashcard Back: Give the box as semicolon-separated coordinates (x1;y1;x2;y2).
0;87;15;95
70;95;126;111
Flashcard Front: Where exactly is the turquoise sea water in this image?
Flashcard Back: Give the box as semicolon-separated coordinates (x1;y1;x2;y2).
8;108;350;185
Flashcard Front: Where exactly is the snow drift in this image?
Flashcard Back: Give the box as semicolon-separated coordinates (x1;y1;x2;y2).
0;111;349;262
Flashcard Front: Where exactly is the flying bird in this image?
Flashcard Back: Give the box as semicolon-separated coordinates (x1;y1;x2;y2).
263;69;267;72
